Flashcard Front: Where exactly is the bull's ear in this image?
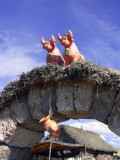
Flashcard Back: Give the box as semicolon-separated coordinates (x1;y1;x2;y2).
41;36;45;45
51;35;55;44
58;33;62;41
68;30;73;40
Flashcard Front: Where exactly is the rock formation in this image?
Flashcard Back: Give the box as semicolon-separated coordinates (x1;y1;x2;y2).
0;61;120;159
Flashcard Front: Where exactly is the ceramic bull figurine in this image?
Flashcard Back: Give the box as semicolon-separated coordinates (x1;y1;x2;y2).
39;115;61;140
58;30;85;66
41;35;65;66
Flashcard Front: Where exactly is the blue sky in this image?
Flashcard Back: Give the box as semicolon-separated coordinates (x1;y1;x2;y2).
0;0;120;148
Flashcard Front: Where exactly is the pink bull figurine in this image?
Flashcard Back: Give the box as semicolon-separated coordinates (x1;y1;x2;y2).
39;115;61;140
58;30;85;66
41;35;65;66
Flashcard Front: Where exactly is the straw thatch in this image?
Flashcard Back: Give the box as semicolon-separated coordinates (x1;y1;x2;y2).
42;125;117;153
0;61;120;109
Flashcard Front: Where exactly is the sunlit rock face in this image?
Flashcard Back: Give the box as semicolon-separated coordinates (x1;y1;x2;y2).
0;62;120;159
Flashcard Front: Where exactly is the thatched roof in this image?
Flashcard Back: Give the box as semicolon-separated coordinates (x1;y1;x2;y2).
0;61;120;109
40;125;117;153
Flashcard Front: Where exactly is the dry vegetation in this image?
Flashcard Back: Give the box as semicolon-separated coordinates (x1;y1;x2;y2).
0;61;120;110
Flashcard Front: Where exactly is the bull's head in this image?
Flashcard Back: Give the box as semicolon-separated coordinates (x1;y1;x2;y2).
41;35;55;52
58;30;74;48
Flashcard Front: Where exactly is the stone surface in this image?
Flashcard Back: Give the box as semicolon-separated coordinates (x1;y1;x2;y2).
108;91;120;136
0;78;120;153
0;144;31;160
56;83;79;118
0;145;10;160
41;86;52;115
90;85;117;124
74;81;95;118
0;108;44;148
51;111;69;123
27;85;68;122
0;108;17;143
10;96;44;131
27;87;43;120
27;86;52;120
44;85;69;122
56;82;96;119
0;107;10;119
6;125;43;148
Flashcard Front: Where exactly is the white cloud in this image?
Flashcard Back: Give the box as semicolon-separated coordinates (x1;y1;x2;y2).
70;121;115;137
70;120;120;148
0;31;45;90
109;141;120;147
111;137;120;141
0;45;42;77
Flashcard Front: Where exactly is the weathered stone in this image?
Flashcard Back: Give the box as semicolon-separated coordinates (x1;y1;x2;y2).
56;83;78;118
108;91;120;136
10;96;44;131
41;87;52;115
27;85;68;122
0;108;17;143
0;108;44;148
51;111;69;123
6;125;43;148
27;87;43;120
0;145;10;160
43;86;68;123
0;144;31;160
0;107;10;119
90;85;117;124
74;81;95;118
27;86;53;120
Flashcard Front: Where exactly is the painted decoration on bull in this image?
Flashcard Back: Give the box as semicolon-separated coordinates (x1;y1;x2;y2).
41;35;65;66
58;30;85;66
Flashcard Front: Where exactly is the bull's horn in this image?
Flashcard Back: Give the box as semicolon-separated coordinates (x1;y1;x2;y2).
68;30;73;39
41;36;45;45
58;33;62;41
51;35;55;44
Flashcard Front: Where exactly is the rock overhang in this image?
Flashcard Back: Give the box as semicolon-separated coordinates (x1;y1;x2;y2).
0;61;120;149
